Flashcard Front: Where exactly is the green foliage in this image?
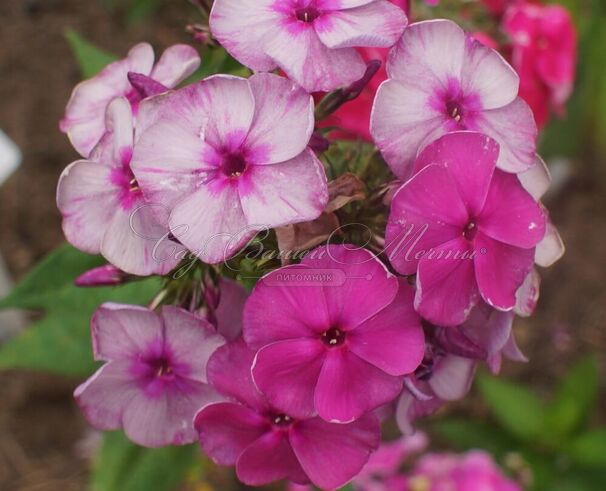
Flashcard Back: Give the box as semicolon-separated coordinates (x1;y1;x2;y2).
546;357;599;439
0;244;161;376
567;430;606;467
439;360;605;491
92;431;200;491
477;374;545;443
65;29;117;78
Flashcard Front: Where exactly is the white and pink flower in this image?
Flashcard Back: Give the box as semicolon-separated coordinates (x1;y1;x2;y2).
371;19;537;179
131;73;329;264
61;43;200;157
210;0;407;92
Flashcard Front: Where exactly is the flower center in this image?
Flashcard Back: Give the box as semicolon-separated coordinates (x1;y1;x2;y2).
221;152;247;178
151;357;174;378
322;327;346;347
295;6;321;23
272;414;294;427
446;100;464;123
463;220;478;241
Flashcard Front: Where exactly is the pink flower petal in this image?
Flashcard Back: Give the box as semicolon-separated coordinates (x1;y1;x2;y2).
514;268;541;318
100;203;180;276
61;43;154;157
461;38;519;109
314;1;407;50
370;79;444;179
215;278;249;341
264;25;366;92
122;382;220;447
150;44;201;87
428;355;476;401
194;402;268;465
91;303;163;360
90;97;134;165
314;348;403;423
474;232;535;311
57;160;118;254
387;20;466;87
518;155;551;200
252;339;326;419
210;0;281;72
238;150;328;227
385;165;469;276
206;340;266;410
245;73;314;165
478;170;546;249
348;281;424;376
415;237;480;326
302;245;399;330
461;302;514;356
413;132;499;216
161;307;225;382
168;181;252;264
474;97;537;173
243;265;331;349
237;431;309;486
535;218;565;267
74;361;138;430
290;413;380;490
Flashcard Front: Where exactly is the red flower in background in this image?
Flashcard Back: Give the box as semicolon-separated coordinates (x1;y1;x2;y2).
503;2;577;128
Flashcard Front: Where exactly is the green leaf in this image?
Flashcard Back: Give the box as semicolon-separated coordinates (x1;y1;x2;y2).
433;418;518;457
0;278;161;375
546;357;599;439
0;244;161;376
92;431;200;491
0;243;104;309
65;29;117;78
567;430;606;467
477;374;545;443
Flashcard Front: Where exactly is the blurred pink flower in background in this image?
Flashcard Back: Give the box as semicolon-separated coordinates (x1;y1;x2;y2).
503;2;577;128
406;451;522;491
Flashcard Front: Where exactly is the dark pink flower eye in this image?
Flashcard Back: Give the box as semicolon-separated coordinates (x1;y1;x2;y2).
322;327;346;347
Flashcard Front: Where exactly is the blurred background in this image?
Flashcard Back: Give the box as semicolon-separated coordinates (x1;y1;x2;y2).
0;0;604;490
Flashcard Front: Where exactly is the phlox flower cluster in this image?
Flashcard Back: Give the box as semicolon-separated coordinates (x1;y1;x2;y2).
56;1;568;489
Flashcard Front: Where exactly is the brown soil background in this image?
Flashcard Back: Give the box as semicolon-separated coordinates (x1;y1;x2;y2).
0;1;604;490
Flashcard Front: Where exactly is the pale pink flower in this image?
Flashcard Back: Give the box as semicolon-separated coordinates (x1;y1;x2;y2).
57;98;182;276
75;304;225;448
61;43;200;157
210;0;408;92
131;73;329;264
371;19;537;178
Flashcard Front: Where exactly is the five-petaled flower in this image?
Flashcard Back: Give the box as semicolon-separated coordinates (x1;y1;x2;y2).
195;339;381;490
131;73;329;264
371;19;537;179
243;244;425;423
61;43;200;157
75;304;225;448
57;97;182;276
210;0;408;92
385;132;546;326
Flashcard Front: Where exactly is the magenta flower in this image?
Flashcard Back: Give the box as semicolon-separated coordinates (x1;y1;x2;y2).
371;19;537;178
210;0;408;92
503;2;577;127
61;43;200;157
385;131;546;327
194;339;380;490
131;73;329;264
406;451;522;491
243;245;425;423
57;98;181;276
75;304;225;448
